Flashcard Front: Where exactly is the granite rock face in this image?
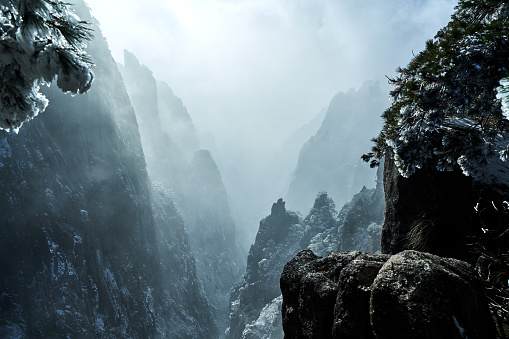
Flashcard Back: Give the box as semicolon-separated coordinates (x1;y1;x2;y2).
332;253;390;339
226;199;303;339
370;251;496;339
382;156;478;262
286;81;387;213
119;51;244;332
280;250;495;339
280;250;361;339
228;182;385;339
382;151;509;264
0;3;216;337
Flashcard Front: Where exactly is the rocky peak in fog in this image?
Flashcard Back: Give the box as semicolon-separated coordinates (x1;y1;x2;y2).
286;81;388;213
227;154;385;338
119;51;244;335
0;2;216;337
157;81;200;158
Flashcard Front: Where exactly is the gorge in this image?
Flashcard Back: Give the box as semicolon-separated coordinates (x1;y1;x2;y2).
1;0;505;338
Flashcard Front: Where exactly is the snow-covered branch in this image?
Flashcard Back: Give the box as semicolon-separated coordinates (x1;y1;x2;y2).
0;0;93;132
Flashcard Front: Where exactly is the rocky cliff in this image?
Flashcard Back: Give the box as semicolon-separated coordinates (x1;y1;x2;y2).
382;150;509;264
382;156;478;262
306;162;384;256
119;50;244;333
0;2;215;337
379;151;509;337
227;176;384;339
286;81;387;213
277;150;509;339
226;198;302;339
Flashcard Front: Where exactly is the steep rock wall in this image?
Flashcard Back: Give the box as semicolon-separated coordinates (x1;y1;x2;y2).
119;50;244;333
382;156;478;262
286;81;387;213
0;3;216;337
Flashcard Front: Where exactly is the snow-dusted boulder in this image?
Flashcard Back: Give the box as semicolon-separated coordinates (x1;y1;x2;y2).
280;250;495;339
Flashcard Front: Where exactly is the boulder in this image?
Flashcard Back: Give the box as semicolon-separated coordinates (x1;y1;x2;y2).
370;250;496;339
280;250;361;338
281;250;496;339
332;253;390;339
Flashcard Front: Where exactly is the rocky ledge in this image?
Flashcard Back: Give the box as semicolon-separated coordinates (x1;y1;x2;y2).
280;250;496;339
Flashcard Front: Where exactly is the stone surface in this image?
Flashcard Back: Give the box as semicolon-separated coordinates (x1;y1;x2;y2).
382;156;478;262
280;250;495;339
332;253;390;339
280;250;361;339
120;51;244;332
370;250;496;339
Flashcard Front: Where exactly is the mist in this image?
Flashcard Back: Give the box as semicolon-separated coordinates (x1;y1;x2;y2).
85;0;455;158
83;0;456;244
0;1;474;337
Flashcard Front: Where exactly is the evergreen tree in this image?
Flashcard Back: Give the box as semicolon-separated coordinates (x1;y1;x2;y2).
363;2;509;335
0;0;94;132
364;0;509;177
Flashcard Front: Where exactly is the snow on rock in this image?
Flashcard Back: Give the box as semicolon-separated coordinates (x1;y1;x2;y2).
242;295;283;339
227;184;384;338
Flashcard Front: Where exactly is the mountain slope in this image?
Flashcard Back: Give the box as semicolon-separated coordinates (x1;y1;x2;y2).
286;81;387;213
119;50;244;334
0;3;215;337
227;161;384;338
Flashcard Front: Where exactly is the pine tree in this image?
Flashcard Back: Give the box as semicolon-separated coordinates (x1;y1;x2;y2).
363;0;509;177
362;2;509;334
0;0;94;132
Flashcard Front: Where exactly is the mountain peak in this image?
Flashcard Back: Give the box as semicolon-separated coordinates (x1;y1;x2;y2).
271;198;286;216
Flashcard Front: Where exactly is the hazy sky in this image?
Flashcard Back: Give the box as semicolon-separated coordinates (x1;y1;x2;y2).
84;0;456;158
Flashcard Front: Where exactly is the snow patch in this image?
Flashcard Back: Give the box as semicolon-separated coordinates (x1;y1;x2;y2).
242;295;283;339
497;78;509;119
452;315;467;338
258;258;269;271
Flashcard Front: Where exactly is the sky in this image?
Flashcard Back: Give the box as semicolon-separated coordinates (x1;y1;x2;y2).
83;0;456;159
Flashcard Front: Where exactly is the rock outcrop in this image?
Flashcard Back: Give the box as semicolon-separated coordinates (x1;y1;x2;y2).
306;163;384;256
226;199;302;339
227;186;384;339
119;51;244;332
280;250;496;339
280;250;362;338
286;81;387;213
382;156;478;262
370;251;495;339
333;253;389;338
383;150;509;264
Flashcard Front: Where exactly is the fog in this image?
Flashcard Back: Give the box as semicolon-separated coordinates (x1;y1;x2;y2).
84;0;456;242
85;0;455;158
0;1;467;337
